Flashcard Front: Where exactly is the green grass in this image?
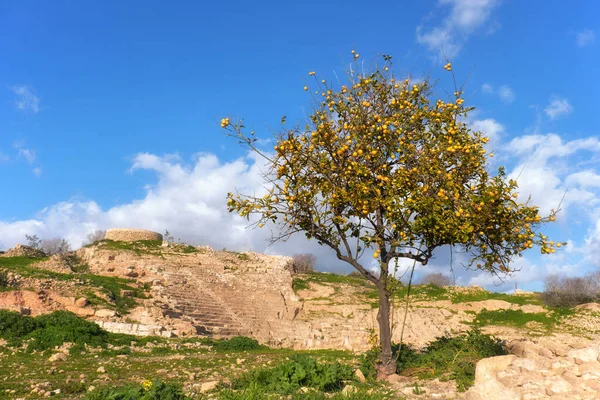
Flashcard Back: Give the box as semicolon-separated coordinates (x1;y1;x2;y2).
472;308;575;330
0;327;371;400
292;272;375;293
395;284;450;301
0;256;148;314
450;290;540;306
96;239;164;256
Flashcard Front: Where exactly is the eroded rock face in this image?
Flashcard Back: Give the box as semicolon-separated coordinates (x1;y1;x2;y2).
466;340;600;400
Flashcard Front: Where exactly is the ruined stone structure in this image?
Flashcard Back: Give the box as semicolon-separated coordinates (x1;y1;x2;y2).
104;228;163;242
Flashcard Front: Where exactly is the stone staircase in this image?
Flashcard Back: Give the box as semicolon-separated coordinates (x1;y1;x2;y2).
158;269;253;337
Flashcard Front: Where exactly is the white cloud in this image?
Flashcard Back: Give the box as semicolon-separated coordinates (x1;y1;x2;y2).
565;170;600;188
0;152;347;272
584;214;600;267
469;118;504;142
576;29;595;47
12;141;40;175
481;83;515;104
544;96;573;120
498;85;515;103
2;128;600;292
10;85;40;113
17;148;36;164
505;134;600;215
416;0;500;59
0;152;9;163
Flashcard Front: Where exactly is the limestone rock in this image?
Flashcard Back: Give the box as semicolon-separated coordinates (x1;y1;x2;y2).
75;298;89;307
95;309;117;318
354;368;366;383
341;385;357;395
48;353;67;362
544;376;572;395
567;346;599;364
474;355;516;383
199;381;219;393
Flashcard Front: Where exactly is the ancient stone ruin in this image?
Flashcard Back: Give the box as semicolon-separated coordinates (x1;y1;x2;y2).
104;228;163;242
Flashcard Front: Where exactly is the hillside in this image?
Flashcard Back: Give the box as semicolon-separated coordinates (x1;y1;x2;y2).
1;240;600;399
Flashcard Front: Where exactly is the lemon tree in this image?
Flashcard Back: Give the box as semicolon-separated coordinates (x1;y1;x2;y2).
222;53;562;377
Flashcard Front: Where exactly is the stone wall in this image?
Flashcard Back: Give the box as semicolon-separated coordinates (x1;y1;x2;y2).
105;228;163;242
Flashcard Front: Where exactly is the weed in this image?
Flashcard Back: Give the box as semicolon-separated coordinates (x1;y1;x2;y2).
413;382;424;395
0;271;9;291
85;380;187;400
360;329;507;391
182;245;198;254
230;354;354;394
292;278;309;291
212;336;265;352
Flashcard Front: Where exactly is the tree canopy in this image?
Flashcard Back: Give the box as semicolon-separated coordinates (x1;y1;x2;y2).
222;52;562;376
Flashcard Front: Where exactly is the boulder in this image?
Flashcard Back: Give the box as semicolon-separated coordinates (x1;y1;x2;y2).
199;381;219;393
95;309;117;318
75;298;89;307
474;355;516;383
48;353;67;362
354;368;366;383
544;376;572;395
567;346;599;364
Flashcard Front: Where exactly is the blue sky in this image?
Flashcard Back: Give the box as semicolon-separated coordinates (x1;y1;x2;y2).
1;0;599;291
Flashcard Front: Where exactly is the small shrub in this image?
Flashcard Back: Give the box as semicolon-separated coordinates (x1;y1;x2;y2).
420;273;452;287
288;253;317;274
230;354;353;394
85;380;187;400
541;272;600;307
359;329;507;391
212;336;265;351
292;278;309;291
0;271;9;289
182;245;198;254
40;238;72;255
347;271;367;279
0;310;38;340
24;310;109;351
84;230;106;246
58;380;88;395
25;234;42;249
0;310;160;351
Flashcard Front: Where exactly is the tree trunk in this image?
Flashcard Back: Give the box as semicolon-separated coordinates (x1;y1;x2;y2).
376;280;396;379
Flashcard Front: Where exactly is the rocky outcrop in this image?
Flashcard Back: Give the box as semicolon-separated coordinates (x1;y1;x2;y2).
466;340;600;400
0;244;45;258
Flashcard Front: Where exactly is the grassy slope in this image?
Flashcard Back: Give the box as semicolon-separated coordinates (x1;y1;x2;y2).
0;256;148;314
